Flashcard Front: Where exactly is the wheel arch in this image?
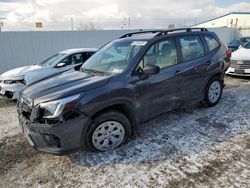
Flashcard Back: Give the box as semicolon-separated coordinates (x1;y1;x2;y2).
90;101;138;129
203;71;224;95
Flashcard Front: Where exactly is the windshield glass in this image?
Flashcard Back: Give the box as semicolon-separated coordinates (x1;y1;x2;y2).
39;53;66;67
243;42;250;49
240;37;250;44
82;40;146;74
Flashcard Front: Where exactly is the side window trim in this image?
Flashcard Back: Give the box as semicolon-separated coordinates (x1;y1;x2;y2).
200;34;210;54
199;35;207;55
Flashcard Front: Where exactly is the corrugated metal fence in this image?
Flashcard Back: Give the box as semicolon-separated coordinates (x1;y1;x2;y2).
0;28;238;74
0;30;138;74
237;27;250;37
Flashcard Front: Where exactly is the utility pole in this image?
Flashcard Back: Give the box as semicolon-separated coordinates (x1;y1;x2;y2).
0;18;5;32
71;17;74;31
121;17;131;29
128;17;131;29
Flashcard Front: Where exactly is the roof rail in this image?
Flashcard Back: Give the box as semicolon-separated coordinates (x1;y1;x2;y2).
155;28;208;37
119;30;164;38
119;28;208;39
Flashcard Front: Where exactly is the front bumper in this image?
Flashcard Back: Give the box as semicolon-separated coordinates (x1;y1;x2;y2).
226;67;250;76
18;110;91;155
0;82;24;100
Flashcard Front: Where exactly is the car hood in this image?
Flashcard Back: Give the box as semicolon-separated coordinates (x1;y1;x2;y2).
24;65;76;85
22;70;112;105
0;65;42;80
231;48;250;60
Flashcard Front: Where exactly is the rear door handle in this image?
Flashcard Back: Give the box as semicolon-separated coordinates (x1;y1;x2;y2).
175;70;180;74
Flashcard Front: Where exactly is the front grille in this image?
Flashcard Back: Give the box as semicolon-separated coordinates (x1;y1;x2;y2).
230;60;250;69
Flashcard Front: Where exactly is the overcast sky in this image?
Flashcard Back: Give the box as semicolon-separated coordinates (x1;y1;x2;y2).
0;0;250;31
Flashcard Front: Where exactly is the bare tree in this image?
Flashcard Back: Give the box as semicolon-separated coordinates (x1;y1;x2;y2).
168;24;175;29
77;22;100;30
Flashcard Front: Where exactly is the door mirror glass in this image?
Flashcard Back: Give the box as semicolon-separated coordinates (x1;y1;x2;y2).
56;62;66;68
143;64;160;75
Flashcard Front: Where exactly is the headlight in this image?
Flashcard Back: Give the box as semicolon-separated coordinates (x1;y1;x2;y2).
39;94;81;118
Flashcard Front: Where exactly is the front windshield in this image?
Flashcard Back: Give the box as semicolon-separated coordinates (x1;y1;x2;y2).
240;37;250;44
243;42;250;49
82;40;146;74
39;53;66;67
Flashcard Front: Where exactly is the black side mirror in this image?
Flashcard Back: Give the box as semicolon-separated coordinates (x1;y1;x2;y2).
74;64;82;71
143;64;160;75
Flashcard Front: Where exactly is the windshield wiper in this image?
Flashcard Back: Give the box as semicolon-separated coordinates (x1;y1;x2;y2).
82;68;106;74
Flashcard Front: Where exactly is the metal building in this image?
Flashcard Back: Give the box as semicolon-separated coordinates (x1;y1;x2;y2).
193;12;250;28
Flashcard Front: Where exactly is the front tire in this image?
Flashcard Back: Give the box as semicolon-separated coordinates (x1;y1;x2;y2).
203;76;223;107
85;111;131;152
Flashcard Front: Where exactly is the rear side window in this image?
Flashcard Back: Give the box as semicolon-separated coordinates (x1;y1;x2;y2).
205;35;220;52
179;36;205;62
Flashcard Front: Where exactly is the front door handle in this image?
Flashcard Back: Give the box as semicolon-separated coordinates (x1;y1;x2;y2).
175;70;180;74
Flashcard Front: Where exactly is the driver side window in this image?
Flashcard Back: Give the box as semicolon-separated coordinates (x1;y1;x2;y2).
137;38;177;72
58;56;71;66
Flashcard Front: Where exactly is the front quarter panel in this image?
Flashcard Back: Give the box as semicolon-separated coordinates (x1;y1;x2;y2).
76;75;137;122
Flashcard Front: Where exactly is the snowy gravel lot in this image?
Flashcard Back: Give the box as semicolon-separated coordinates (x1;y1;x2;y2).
0;75;250;187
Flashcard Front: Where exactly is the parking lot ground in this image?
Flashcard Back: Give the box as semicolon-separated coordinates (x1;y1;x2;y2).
0;75;250;187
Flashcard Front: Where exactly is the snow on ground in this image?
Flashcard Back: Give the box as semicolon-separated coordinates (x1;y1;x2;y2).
0;76;250;187
0;98;18;140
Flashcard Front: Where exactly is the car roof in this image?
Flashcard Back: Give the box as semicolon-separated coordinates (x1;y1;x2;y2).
113;34;158;44
128;33;159;40
59;48;98;54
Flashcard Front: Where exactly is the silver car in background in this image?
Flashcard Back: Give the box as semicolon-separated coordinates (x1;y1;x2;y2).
0;48;97;100
226;42;250;76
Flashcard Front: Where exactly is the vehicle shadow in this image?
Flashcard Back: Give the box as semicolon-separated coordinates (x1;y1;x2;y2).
225;74;250;81
68;81;250;167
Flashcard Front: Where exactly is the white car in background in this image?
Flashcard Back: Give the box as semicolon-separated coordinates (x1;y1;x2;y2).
226;42;250;76
0;48;97;100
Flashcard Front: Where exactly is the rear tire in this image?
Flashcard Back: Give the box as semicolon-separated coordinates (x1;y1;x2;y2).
203;76;223;107
85;111;131;152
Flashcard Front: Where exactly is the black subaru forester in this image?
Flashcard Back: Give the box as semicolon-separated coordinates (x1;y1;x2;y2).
18;28;231;154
